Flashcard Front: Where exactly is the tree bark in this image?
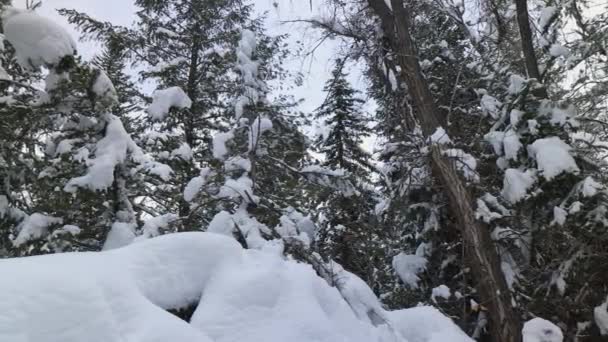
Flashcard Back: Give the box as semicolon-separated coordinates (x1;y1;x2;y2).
514;0;547;98
367;0;522;340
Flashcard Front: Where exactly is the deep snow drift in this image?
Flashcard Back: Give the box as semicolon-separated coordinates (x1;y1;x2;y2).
0;232;474;342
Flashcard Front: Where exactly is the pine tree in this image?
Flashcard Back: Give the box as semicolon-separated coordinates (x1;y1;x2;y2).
314;60;372;178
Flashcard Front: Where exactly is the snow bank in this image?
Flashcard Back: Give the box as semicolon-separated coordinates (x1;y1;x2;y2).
0;232;475;342
147;86;192;121
522;317;563;342
1;7;76;69
0;233;236;342
388;306;472;342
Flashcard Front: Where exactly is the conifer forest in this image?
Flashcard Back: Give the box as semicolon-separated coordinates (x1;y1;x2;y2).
0;0;608;341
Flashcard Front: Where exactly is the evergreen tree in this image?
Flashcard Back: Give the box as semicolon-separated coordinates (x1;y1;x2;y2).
314;60;372;178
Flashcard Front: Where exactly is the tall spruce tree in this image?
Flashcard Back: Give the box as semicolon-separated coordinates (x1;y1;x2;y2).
314;60;372;178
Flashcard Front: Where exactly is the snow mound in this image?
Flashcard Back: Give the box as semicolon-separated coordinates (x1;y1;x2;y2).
147;86;192;121
388;306;473;342
2;7;76;69
0;232;474;342
522;317;563;342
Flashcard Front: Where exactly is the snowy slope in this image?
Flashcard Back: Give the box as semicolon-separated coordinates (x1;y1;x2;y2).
0;232;474;342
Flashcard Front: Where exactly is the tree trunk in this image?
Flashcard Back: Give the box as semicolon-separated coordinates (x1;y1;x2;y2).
368;0;522;340
515;0;548;98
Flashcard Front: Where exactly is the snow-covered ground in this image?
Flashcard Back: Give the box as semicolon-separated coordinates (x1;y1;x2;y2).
0;232;474;342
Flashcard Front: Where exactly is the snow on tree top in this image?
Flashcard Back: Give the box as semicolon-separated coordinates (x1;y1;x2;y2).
1;7;76;70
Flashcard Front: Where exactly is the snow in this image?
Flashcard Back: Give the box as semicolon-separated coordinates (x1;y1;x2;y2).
301;165;346;177
429;127;452;145
283;207;316;242
476;198;503;223
1;7;76;70
57;225;81;236
13;213;63;246
218;175;258;204
539;101;577;126
485;131;505;155
480;94;502;119
551;206;568;226
484;129;522;160
392;252;427;288
64;115;134;193
225;156;252;172
92;69;118;108
508;74;527;94
443;149;479;182
184;168;212;202
510;109;523;127
528;137;579;180
212;130;234;160
0;195;9;219
502;168;537;204
139;214;179;239
539;6;557;31
147;86;192;121
103;222;136;250
0;230;482;341
569;201;583;214
248;116;273;152
387;307;473;342
503;130;522;160
155;27;179;37
581;177;603;197
595;297;608;335
528;120;539;135
207;211;235;236
150;56;188;73
522;318;563;342
171;143;193;161
1;231;478;342
549;44;570;58
431;285;451;303
235;29;261;120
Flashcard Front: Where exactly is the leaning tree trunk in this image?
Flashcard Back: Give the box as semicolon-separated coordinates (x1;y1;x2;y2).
368;0;522;340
